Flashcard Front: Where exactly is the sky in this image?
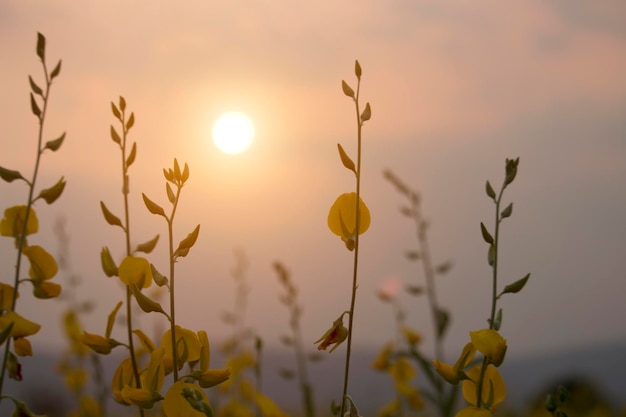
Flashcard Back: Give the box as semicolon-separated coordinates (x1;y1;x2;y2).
0;0;625;367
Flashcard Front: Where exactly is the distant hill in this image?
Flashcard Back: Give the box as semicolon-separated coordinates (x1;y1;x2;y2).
0;342;623;416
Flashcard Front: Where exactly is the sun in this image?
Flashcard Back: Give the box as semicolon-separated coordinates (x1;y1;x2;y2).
212;112;255;154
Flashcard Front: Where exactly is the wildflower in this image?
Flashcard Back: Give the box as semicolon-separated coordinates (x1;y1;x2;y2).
0;283;18;310
118;256;153;288
402;326;421;346
13;337;33;356
81;331;120;355
433;342;476;385
0;205;38;238
121;347;166;409
22;245;58;281
328;192;371;250
314;316;348;353
161;325;201;371
372;341;393;371
461;364;506;411
163;380;209;417
189;330;230;388
0;312;40;357
470;329;507;367
111;358;136;404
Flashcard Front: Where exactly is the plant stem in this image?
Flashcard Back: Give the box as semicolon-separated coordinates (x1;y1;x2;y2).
168;184;182;381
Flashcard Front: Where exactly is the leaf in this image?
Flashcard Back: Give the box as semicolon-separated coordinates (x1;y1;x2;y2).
174;159;181;181
501;273;530;296
360;102;371;122
36;32;45;60
37;176;66;204
126;142;137;167
486;181;496;200
400;206;413;217
487;244;496;266
0;321;14;346
0;167;25;183
355;60;362;79
174;224;200;258
126;112;135;130
151;264;169;287
163;168;174;182
135;234;160;254
106;301;123;339
337;143;356;174
45;132;65;151
131;285;166;316
501;202;513;219
111;102;121;119
181;163;189;183
166;183;175;204
119;96;126;112
405;251;420;261
435;260;453;274
30;93;41;117
110;125;121;144
480;222;494;244
100;201;124;228
142;193;165;217
435;308;449;338
50;60;62;79
341;80;355;98
405;284;424;295
28;76;43;96
279;335;293;346
101;246;118;277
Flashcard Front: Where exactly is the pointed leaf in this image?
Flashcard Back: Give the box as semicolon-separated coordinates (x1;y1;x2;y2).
45;132;65;151
142;193;165;217
126;142;137;167
100;201;124;228
173;159;181;181
110;125;121;144
50;60;62;79
181;163;189;183
106;301;123;339
405;251;420;261
501;202;513;219
341;80;355;98
150;264;169;287
166;183;175;204
501;273;530;296
101;246;118;277
28;76;43;96
111;102;121;119
486;181;496;200
36;32;45;60
480;222;494;244
355;60;362;79
119;96;126;112
435;260;453;274
174;224;200;258
360;102;371;122
37;176;66;204
435;308;449;338
135;234;160;254
126;112;135;130
0;167;25;183
488;244;496;266
30;93;41;117
131;285;166;316
337;143;356;174
163;168;174;182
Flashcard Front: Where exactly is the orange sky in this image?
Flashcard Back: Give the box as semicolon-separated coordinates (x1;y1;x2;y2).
1;1;626;364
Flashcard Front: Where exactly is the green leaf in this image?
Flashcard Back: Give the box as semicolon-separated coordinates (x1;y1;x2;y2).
126;112;135;130
110;125;121;144
174;224;201;258
106;301;123;339
501;273;530;296
119;96;126;112
30;93;41;117
28;76;43;96
151;264;169;287
166;182;175;204
37;176;66;204
135;234;160;254
163;168;174;182
486;180;496;200
100;201;124;228
341;80;355;98
360;102;371;122
480;222;494;244
50;60;62;79
36;32;45;61
45;132;65;151
0;166;25;183
142;193;165;217
174;159;182;181
355;60;362;79
181;162;190;183
101;246;118;277
337;143;356;174
111;102;121;119
131;284;167;316
501;202;513;219
126;142;137;167
487;244;496;266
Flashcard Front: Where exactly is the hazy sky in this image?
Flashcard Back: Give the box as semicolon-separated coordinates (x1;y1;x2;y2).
1;0;625;365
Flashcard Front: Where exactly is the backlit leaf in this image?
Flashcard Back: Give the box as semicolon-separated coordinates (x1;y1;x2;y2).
28;76;42;96
135;234;160;254
480;222;494;244
360;102;371;122
126;112;135;130
486;181;496;200
50;60;62;79
100;201;123;228
111;102;121;119
110;125;121;144
106;301;123;339
174;224;200;258
501;273;530;296
30;93;41;117
36;32;45;60
341;80;355;98
126;142;137;167
337;143;356;174
166;183;175;204
0;167;25;183
37;176;66;204
45;132;65;151
501;203;513;219
142;193;165;217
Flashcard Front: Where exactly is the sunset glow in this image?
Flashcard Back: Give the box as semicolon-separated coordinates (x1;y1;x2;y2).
212;112;255;154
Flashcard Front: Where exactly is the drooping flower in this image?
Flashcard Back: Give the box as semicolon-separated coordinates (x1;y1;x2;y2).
189;330;230;388
314;316;348;353
462;365;506;411
328;192;371;250
0;205;38;238
163;380;209;417
22;245;58;281
0;283;18;310
470;329;507;367
80;331;120;355
433;342;476;385
161;326;201;371
118;256;153;288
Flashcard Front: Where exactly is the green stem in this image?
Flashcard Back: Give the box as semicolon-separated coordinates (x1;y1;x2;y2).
340;77;362;417
168;184;182;381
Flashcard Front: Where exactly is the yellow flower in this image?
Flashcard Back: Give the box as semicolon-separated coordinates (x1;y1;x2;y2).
434;342;476;385
372;341;393;371
0;283;18;310
111;358;136;404
328;192;371;250
0;311;41;338
314;317;348;353
118;256;153;288
456;406;493;417
161;326;201;370
81;331;119;355
462;365;506;411
22;245;58;281
13;337;33;356
163;380;209;417
193;368;231;388
470;329;507;367
0;205;38;238
402;326;422;346
33;281;62;299
121;386;163;409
